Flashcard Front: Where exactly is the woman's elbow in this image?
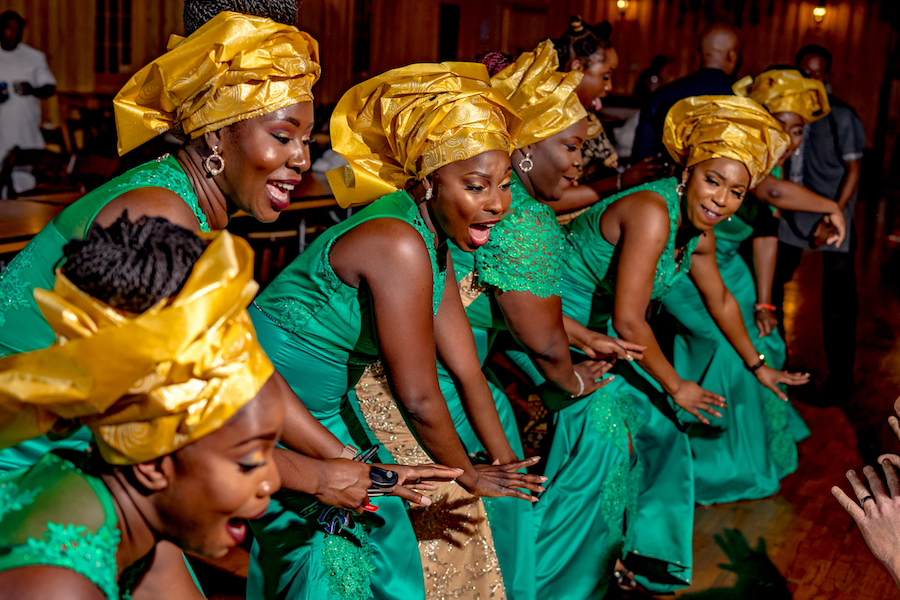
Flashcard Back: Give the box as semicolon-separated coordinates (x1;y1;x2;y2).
611;314;645;339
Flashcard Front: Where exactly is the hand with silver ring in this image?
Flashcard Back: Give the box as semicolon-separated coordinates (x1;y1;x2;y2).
832;461;900;586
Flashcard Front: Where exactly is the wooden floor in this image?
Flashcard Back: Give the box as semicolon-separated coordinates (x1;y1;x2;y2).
625;190;900;599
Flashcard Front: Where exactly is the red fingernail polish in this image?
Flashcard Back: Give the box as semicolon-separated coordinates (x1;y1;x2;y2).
363;503;379;512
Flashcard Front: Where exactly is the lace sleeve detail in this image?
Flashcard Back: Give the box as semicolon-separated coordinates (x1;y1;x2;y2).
475;197;565;297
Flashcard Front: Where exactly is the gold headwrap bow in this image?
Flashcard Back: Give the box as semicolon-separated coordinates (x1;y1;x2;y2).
114;11;320;156
490;40;587;148
733;69;830;124
0;231;273;464
663;96;790;188
326;63;523;208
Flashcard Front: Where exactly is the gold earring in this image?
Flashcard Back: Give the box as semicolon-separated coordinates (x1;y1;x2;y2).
204;145;225;177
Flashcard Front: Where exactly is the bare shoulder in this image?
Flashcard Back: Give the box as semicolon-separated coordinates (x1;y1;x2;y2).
0;565;106;600
330;217;433;286
94;187;201;231
613;190;671;236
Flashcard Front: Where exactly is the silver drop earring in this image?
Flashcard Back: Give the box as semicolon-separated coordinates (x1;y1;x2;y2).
518;152;534;173
204;145;225;177
675;181;686;198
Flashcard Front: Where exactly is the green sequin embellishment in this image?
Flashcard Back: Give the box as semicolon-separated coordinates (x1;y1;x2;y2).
0;481;42;520
24;521;121;600
322;526;376;600
475;176;565;297
0;243;36;327
763;388;797;475
114;158;209;232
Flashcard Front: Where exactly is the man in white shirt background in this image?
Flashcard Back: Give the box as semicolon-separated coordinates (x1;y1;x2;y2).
0;10;56;194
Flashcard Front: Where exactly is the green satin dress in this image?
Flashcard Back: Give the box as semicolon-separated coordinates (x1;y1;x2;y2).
661;168;810;504
247;190;431;600
506;177;699;597
0;453;154;600
0;156;209;472
436;173;565;600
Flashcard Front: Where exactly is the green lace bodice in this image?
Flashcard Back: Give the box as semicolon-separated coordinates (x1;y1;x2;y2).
474;173;565;297
562;177;701;302
0;155;206;358
450;173;565;331
254;189;446;364
0;453;151;600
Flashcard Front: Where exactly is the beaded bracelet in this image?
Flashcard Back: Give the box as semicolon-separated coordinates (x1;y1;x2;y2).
753;303;777;312
570;371;585;398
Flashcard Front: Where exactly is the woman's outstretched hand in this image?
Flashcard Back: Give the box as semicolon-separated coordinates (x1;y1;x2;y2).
381;463;464;506
461;456;547;502
575;331;646;362
754;307;779;338
671;380;726;425
832;461;900;586
753;365;810;401
574;360;615;396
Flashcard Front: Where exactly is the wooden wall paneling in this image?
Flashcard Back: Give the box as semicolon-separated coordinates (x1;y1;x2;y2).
368;0;439;74
297;0;355;106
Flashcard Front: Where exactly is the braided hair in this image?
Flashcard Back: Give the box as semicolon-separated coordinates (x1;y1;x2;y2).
475;51;515;77
183;0;298;34
61;213;206;313
552;16;613;69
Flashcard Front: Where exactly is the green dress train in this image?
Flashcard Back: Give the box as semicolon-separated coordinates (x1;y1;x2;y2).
660;171;810;504
0;156;209;472
505;177;699;597
0;453;154;599
247;190;431;600
439;173;566;600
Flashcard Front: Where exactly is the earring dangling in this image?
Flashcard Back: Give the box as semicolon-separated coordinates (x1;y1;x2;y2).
675;181;686;198
204;145;225;177
425;187;434;201
518;152;534;173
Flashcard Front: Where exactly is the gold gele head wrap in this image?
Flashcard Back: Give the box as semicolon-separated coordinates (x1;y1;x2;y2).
733;69;830;124
113;11;320;156
0;231;274;465
490;39;587;148
662;95;791;188
326;62;523;208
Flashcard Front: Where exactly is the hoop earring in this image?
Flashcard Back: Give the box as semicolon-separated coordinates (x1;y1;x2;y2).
675;181;686;198
518;152;534;173
204;145;225;177
425;187;434;201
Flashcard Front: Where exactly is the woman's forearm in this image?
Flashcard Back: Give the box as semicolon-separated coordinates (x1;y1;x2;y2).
705;292;765;366
752;236;778;305
612;316;682;395
553;182;603;214
755;175;840;214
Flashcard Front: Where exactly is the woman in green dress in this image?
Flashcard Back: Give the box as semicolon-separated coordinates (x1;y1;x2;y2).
247;63;546;600
660;69;838;503
507;96;810;596
0;221;285;600
0;11;319;469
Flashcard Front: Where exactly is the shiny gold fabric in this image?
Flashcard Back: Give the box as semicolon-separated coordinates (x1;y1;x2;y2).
326;63;522;207
490;40;586;148
733;69;830;124
354;361;506;600
0;232;273;464
114;11;320;156
662;95;790;188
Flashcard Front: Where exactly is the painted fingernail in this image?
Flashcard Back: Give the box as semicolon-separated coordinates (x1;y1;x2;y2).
884;459;892;466
420;497;433;506
626;354;633;361
363;503;379;512
540;476;549;482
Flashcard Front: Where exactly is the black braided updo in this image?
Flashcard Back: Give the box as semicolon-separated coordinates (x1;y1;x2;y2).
552;16;613;69
61;213;206;313
183;0;298;34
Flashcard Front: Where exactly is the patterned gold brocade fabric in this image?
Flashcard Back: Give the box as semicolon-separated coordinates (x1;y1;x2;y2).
0;231;273;464
326;63;522;208
663;95;790;188
355;362;506;600
457;271;487;309
114;11;320;155
490;39;587;148
733;69;830;124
